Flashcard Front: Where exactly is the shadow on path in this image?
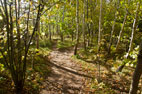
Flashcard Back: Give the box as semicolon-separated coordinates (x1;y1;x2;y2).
40;50;92;94
47;60;93;79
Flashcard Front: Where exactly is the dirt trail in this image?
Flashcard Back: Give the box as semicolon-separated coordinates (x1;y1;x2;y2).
40;48;92;94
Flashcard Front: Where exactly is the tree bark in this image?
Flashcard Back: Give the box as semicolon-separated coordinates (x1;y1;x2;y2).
116;10;127;50
74;0;79;55
61;5;65;42
129;36;142;94
36;18;40;49
127;2;139;58
98;0;102;52
83;0;86;50
108;12;117;54
49;16;52;41
86;0;90;47
108;0;120;53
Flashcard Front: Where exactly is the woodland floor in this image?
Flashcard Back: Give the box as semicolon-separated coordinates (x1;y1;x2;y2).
40;43;92;94
0;40;140;94
39;40;133;94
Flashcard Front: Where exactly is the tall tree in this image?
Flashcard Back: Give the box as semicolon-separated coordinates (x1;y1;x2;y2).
116;10;127;50
36;18;40;49
61;5;65;42
86;0;90;47
74;0;79;55
129;24;142;94
116;0;131;51
98;0;102;52
49;16;52;41
116;1;140;72
83;0;86;50
0;0;44;93
108;0;119;54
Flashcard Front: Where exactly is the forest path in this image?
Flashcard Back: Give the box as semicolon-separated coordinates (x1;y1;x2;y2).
40;47;92;94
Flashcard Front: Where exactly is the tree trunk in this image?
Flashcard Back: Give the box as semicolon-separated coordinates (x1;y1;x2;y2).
86;0;90;47
98;0;102;52
83;0;86;50
56;13;59;36
108;13;116;54
116;2;140;72
49;16;52;41
116;0;130;50
15;81;24;94
74;0;79;55
90;0;94;47
36;18;40;49
108;0;120;54
61;5;65;42
116;11;127;50
1;1;44;94
127;2;139;57
129;37;142;94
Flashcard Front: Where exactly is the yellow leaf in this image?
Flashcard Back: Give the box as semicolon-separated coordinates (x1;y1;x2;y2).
0;16;2;20
56;4;59;8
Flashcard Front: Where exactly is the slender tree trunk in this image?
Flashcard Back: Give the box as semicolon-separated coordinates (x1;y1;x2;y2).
15;0;24;93
108;0;120;53
49;16;52;41
23;4;44;87
127;2;139;57
1;1;44;94
108;14;116;53
90;0;94;47
98;0;102;52
61;5;65;42
129;33;142;94
116;11;127;50
97;0;102;83
116;0;130;50
56;13;59;36
86;0;90;47
71;18;74;41
83;0;86;50
52;24;55;36
56;23;59;35
36;19;40;49
74;0;79;55
116;2;140;72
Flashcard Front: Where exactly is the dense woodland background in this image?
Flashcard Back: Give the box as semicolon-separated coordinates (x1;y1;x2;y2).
0;0;142;94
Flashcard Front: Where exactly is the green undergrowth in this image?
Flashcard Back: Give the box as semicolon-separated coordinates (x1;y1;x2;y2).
0;47;51;94
40;39;54;49
57;39;75;50
24;47;51;93
71;45;135;93
72;55;116;94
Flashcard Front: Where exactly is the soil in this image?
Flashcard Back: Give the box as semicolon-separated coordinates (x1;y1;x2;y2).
40;47;92;94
